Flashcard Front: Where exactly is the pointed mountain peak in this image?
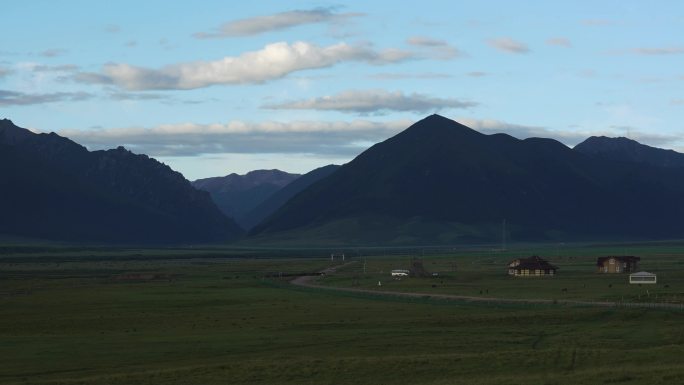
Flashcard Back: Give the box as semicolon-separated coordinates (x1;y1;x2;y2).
407;114;482;136
419;113;454;124
414;113;464;126
385;115;484;149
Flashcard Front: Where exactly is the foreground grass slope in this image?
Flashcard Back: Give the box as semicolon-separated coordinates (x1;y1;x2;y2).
1;251;684;385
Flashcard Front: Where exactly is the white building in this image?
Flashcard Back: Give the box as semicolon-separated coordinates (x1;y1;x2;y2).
629;271;657;284
391;269;409;277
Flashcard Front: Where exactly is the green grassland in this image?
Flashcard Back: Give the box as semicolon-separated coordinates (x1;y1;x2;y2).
320;245;684;304
2;242;684;385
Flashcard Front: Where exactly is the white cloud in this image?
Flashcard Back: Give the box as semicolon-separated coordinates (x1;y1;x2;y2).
487;38;530;54
0;89;92;106
29;64;80;73
56;117;684;159
406;36;462;59
263;90;477;114
406;36;448;47
59;119;413;157
456;118;563;139
75;41;415;90
193;7;363;38
631;47;684;55
546;37;572;48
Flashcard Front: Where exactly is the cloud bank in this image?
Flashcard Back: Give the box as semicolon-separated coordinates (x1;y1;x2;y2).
263;89;477;114
0;89;92;106
58;117;684;159
75;41;415;90
60;119;413;157
459;118;683;147
193;8;363;38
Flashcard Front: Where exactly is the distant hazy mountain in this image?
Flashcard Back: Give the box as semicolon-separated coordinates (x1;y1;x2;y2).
241;164;340;230
574;136;684;168
192;170;300;228
0;119;243;243
251;114;684;245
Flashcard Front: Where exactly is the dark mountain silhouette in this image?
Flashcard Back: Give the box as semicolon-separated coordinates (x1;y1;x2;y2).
251;114;684;245
0;119;32;144
241;164;341;230
192;169;300;228
574;136;684;168
0;119;242;243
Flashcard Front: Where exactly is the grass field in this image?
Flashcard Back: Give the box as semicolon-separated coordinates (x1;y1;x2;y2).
320;246;684;304
2;242;684;384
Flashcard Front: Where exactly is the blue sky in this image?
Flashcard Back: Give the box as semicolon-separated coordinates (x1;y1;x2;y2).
2;1;683;179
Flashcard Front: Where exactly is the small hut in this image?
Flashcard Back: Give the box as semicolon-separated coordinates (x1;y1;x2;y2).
596;256;640;273
508;256;558;277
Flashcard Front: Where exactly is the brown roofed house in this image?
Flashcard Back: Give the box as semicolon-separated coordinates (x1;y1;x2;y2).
596;256;640;274
508;256;558;277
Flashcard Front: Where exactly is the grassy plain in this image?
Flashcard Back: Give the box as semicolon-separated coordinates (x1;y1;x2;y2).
321;242;684;304
2;242;684;385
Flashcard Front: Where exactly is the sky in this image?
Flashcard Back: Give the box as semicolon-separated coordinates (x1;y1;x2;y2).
2;1;683;180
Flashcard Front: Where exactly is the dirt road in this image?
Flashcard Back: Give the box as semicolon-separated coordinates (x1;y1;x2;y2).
290;263;683;311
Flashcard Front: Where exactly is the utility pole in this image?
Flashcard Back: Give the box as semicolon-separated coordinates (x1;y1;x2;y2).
502;218;507;251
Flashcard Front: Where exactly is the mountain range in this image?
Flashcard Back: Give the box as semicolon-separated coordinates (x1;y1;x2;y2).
192;170;300;229
0;119;242;243
250;115;684;245
191;166;340;230
3;114;684;245
239;165;341;230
